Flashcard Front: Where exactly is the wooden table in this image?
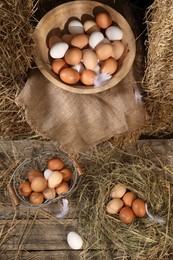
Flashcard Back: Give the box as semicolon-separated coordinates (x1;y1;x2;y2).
0;139;173;259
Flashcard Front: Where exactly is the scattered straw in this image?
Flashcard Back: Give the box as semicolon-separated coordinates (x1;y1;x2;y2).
76;141;173;259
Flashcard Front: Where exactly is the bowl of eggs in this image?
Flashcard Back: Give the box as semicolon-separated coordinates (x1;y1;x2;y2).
33;0;136;94
12;151;78;207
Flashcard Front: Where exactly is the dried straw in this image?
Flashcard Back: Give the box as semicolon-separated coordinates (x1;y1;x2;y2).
0;0;38;138
76;141;173;260
143;0;173;137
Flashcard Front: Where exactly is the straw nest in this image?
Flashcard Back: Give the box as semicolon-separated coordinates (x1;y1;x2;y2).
143;0;173;137
0;0;38;138
76;142;173;260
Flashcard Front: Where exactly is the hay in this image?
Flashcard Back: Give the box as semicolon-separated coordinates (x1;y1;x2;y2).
143;0;173;137
76;142;173;260
0;0;38;138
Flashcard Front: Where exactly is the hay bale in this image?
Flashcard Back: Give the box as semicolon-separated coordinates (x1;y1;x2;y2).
76;142;173;259
0;0;38;138
143;0;173;137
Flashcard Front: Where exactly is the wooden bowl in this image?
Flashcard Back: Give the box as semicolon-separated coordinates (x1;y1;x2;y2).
33;1;136;94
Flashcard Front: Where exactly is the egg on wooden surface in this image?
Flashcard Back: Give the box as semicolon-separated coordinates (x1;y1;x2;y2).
52;59;68;74
80;69;96;86
60;68;80;84
72;63;85;73
55;181;69;195
60;168;73;181
111;40;125;60
82;49;98;70
29;191;44;204
68;20;84;35
95;43;113;60
48;35;61;48
105;26;123;41
18;181;32;197
132;199;146;217
67;231;83;250
100;57;118;74
83;20;100;35
48;171;63;189
95;12;112;29
106;198;124;214
119;206;135;224
44;169;53;180
31;177;47;192
42;187;56;200
47;158;65;171
28;169;43;182
50;42;69;59
70;34;89;49
110;184;127;199
64;47;82;65
122;191;137;207
89;31;104;49
61;34;74;45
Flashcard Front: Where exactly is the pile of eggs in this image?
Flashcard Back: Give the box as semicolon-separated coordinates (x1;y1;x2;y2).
106;184;146;224
48;12;125;86
18;157;73;204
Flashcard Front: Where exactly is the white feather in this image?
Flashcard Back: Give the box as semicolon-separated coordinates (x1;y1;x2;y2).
94;72;112;88
145;203;165;224
54;199;69;219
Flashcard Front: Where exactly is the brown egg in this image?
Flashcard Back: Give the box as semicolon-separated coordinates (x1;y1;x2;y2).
60;68;80;84
106;198;124;214
119;206;135;224
64;47;82;65
61;34;74;45
31;177;47;192
52;59;68;74
80;69;96;86
132;199;146;217
100;57;118;74
95;43;113;60
61;168;73;181
47;158;64;171
48;171;63;189
82;49;98;70
111;40;125;60
95;12;112;29
122;192;137;207
48;35;61;48
55;181;69;195
110;184;126;199
42;187;56;200
28;169;43;182
71;34;89;49
29;192;44;204
83;20;100;34
18;181;32;197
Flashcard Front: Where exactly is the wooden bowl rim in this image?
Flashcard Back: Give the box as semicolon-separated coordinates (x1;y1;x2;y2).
33;0;136;94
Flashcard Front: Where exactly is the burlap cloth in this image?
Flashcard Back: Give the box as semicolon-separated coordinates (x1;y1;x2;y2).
16;67;145;153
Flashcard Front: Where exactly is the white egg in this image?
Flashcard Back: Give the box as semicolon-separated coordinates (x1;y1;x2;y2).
93;64;100;74
89;31;104;49
68;20;84;35
105;26;123;41
72;63;85;73
50;42;69;58
67;231;83;250
44;169;53;180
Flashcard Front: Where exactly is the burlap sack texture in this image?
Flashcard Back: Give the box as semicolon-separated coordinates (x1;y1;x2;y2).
16;1;146;153
16;67;145;153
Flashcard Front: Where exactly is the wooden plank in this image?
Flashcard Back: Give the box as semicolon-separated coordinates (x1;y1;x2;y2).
0;219;79;251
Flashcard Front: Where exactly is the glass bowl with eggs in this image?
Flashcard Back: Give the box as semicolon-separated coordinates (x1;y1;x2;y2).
33;0;136;94
12;151;78;207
